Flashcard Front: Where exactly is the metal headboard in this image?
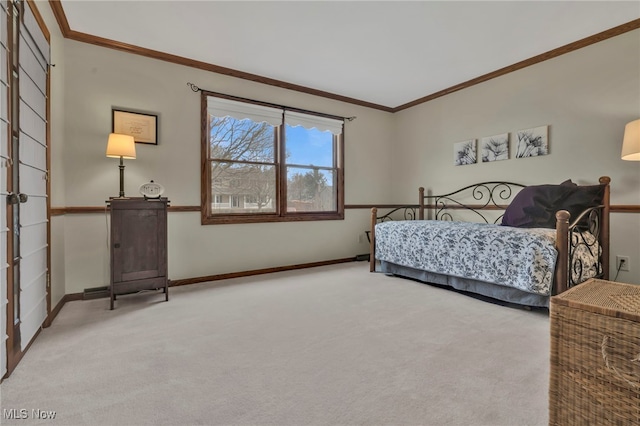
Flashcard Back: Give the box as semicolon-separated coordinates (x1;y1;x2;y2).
420;181;527;224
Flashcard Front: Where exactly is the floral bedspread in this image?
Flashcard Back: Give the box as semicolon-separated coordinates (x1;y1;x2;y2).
375;220;595;296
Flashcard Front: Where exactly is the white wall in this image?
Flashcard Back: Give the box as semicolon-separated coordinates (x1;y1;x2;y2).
393;30;640;284
58;40;394;294
40;4;640;294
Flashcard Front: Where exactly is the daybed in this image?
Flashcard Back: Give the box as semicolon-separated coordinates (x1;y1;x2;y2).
369;177;611;307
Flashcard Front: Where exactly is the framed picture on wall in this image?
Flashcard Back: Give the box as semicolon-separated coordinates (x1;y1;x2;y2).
480;133;509;162
453;139;476;166
112;108;158;145
515;125;548;158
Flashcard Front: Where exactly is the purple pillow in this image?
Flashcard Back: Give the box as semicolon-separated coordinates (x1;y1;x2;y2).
557;183;605;225
501;182;576;228
501;180;605;228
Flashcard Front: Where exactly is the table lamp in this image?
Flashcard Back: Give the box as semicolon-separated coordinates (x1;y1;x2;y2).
106;133;136;198
621;119;640;161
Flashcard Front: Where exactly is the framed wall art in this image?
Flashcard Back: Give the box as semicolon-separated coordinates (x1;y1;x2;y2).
481;133;509;162
112;108;158;145
515;125;548;158
453;139;476;166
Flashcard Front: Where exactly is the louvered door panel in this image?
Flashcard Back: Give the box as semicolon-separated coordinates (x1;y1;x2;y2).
18;3;48;351
0;0;9;379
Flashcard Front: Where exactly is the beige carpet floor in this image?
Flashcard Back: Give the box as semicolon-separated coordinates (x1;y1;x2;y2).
0;262;550;425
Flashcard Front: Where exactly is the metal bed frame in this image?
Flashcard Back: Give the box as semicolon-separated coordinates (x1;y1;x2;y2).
369;177;611;297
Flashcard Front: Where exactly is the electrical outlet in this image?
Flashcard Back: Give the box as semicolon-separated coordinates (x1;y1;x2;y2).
616;256;630;272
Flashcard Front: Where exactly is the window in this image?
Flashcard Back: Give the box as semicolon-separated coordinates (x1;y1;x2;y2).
202;93;344;224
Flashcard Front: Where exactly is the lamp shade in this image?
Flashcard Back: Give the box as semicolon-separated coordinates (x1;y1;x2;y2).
106;133;136;159
621;119;640;161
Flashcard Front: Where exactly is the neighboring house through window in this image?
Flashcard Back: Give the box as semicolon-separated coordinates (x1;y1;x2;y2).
201;93;345;224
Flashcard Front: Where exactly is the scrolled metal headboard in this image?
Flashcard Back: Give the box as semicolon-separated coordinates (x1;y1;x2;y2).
419;181;526;224
367;205;419;243
373;205;419;223
567;205;605;287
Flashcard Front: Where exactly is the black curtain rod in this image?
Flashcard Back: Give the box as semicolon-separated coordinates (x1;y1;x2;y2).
187;82;356;122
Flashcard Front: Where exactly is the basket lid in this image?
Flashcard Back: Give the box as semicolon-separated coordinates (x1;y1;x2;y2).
551;279;640;321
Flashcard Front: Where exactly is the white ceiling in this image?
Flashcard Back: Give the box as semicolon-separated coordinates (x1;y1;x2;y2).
58;1;640;109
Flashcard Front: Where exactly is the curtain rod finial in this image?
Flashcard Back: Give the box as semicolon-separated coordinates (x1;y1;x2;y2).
187;82;200;92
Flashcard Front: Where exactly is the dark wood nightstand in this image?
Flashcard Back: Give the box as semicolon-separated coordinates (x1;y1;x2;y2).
108;197;169;309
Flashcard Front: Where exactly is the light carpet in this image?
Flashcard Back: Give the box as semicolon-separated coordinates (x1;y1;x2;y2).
0;262;550;425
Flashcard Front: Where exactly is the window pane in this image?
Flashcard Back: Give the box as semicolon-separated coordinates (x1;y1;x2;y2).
287;167;336;212
202;93;344;223
285;125;333;167
211;162;276;213
209;116;275;162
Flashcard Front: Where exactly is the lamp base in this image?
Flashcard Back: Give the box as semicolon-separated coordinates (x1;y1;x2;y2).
117;157;127;199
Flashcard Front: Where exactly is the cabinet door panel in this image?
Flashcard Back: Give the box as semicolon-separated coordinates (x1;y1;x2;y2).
113;210;159;281
110;199;167;288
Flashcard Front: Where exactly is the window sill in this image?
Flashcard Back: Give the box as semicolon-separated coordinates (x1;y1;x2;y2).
201;211;344;225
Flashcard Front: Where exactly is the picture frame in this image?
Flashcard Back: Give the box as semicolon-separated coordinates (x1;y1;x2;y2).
480;133;509;163
112;108;158;145
453;139;476;166
515;125;548;158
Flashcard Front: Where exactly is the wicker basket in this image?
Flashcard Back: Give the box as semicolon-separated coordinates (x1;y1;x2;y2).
549;279;640;425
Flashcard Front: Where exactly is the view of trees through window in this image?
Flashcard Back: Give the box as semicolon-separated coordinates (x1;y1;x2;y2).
203;94;343;223
285;124;336;212
209;116;277;213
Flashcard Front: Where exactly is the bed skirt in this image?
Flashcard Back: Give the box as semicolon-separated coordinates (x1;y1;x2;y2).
379;261;550;308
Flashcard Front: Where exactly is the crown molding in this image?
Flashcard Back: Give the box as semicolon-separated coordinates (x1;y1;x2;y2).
392;18;640;112
48;1;639;113
46;0;392;112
